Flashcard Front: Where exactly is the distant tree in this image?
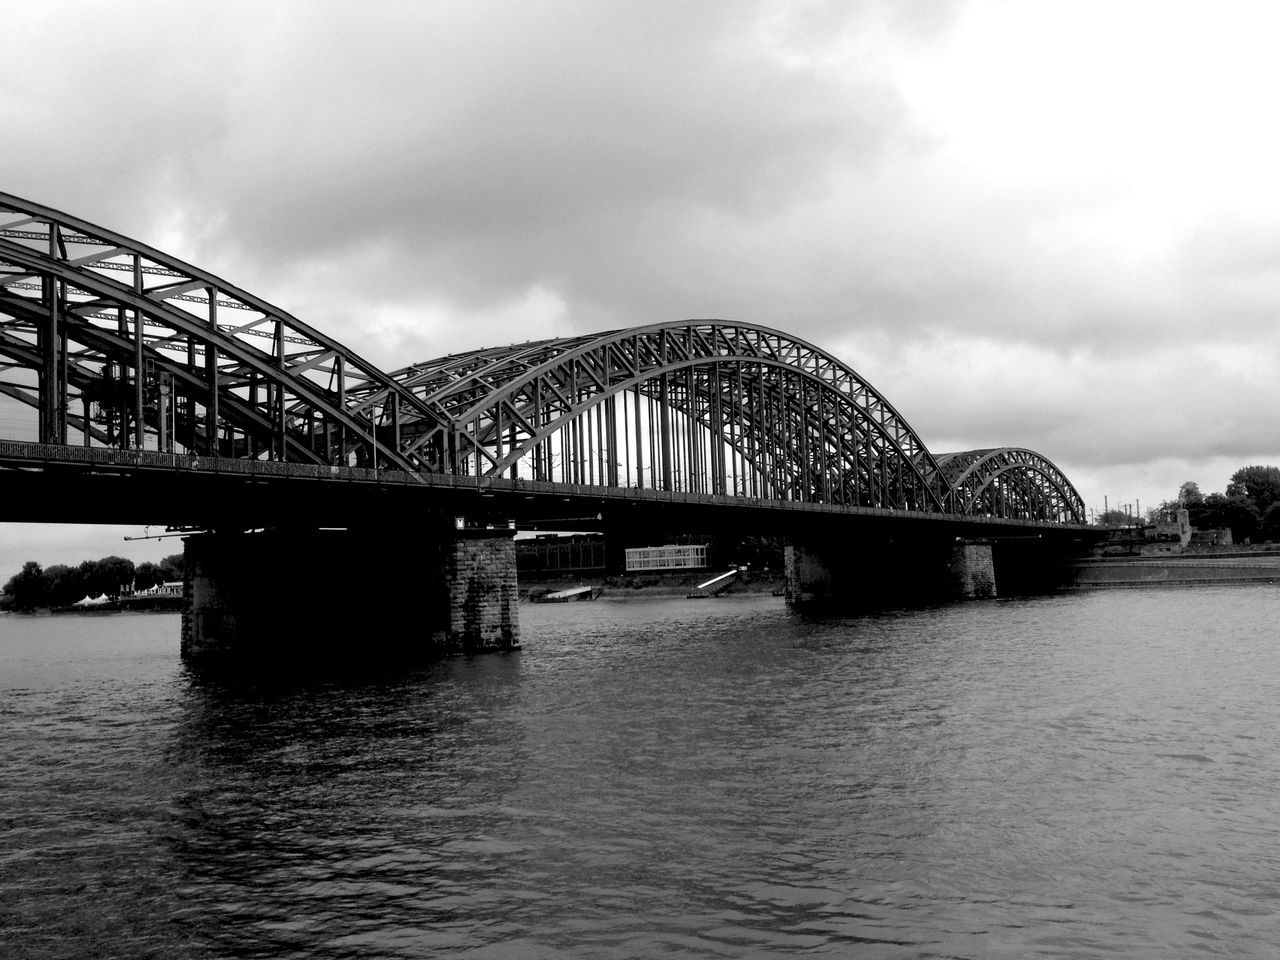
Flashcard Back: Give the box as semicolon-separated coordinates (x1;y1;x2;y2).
1225;495;1261;542
2;561;50;611
1226;465;1280;517
1146;499;1183;524
72;556;134;600
1;552;185;608
1097;509;1135;526
81;556;136;600
158;553;184;583
134;561;164;591
1198;492;1227;530
44;564;86;608
75;559;103;599
1200;492;1260;542
1178;481;1204;507
1261;502;1280;543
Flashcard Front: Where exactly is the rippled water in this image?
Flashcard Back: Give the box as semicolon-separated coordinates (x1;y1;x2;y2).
3;587;1280;958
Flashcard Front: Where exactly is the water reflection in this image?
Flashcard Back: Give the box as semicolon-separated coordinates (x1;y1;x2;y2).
162;652;535;957
5;589;1280;957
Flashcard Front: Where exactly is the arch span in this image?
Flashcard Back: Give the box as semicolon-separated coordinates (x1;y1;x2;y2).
361;322;954;511
935;448;1086;524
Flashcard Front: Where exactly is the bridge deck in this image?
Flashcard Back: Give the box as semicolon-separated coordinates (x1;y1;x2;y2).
0;440;1097;537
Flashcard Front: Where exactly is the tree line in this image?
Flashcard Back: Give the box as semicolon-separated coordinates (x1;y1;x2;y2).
1;553;183;612
1129;465;1280;543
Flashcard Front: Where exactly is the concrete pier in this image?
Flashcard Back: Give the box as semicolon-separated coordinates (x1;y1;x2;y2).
783;537;968;606
949;541;997;599
181;523;519;669
780;536;1073;606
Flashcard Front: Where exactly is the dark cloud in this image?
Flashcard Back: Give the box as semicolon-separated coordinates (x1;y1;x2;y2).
7;3;917;333
208;3;915;336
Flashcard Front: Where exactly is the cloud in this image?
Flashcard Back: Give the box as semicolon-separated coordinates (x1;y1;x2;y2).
6;2;920;332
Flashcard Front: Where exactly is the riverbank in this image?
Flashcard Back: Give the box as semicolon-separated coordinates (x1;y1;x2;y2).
1070;551;1280;588
0;595;185;615
522;572;784;601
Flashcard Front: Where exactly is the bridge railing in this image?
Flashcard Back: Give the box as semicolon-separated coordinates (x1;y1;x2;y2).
0;439;390;483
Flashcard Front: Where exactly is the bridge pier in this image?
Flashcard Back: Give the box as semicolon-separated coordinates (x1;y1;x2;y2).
181;522;519;670
783;534;1094;607
784;536;1001;606
949;541;997;599
782;541;840;604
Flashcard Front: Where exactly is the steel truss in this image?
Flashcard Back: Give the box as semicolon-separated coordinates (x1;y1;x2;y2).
0;192;1086;523
359;322;954;512
0;192;443;472
935;448;1086;523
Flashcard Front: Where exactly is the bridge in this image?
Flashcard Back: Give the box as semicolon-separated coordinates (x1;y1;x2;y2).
0;191;1095;666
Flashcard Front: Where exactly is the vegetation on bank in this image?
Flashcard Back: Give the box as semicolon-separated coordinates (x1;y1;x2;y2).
1100;465;1280;543
1;553;183;612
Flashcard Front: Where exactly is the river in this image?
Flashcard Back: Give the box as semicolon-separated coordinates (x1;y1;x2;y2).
2;587;1279;958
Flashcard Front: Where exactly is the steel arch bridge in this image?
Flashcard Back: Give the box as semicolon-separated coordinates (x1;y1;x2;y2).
0;192;1086;524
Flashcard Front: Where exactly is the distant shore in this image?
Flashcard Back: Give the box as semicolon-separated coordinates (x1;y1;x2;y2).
523;573;784;601
2;596;185;615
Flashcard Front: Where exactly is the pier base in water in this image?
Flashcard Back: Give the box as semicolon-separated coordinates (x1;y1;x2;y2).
181;524;519;669
949;542;997;599
783;537;1004;606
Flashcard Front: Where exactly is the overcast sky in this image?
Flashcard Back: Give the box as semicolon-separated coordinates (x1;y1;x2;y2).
3;0;1279;573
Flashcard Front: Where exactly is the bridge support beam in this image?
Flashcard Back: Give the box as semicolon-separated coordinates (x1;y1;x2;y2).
180;523;519;670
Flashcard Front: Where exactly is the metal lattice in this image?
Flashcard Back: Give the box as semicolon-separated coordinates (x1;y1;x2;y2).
935;448;1086;523
0;191;443;472
348;322;952;511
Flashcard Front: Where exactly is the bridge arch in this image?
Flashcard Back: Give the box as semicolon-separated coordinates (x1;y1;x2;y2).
368;322;956;512
935;448;1086;523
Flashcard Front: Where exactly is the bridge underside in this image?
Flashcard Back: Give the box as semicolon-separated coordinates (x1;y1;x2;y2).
0;440;1095;543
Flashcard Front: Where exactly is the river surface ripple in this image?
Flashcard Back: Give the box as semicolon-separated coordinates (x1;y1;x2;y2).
3;587;1280;958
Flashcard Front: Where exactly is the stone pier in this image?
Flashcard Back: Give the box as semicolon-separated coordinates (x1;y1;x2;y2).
783;541;836;604
949;541;997;599
783;535;1002;607
181;523;519;669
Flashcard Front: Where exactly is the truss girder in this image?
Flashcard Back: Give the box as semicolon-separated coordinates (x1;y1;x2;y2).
382;323;1085;521
0;287;326;462
0;191;444;471
377;321;956;511
934;448;1086;524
